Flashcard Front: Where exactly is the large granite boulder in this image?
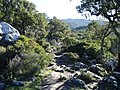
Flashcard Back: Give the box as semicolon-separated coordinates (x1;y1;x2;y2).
0;22;20;42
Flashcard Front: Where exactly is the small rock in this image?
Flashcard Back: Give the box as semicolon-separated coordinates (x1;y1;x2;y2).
12;80;24;86
65;67;75;73
54;66;64;73
73;62;87;70
58;75;67;81
112;72;120;80
90;59;98;65
87;82;98;90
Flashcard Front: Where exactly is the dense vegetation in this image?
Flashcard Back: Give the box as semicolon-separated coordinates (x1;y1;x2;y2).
77;0;120;70
0;0;119;89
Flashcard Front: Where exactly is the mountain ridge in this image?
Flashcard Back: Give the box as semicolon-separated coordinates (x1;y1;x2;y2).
62;19;107;30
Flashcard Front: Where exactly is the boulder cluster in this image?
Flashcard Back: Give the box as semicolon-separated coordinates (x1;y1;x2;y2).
47;53;119;90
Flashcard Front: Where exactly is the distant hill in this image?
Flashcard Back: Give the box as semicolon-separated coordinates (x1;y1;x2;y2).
62;19;90;30
62;19;107;30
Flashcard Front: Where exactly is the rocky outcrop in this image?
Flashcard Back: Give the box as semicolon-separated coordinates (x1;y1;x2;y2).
0;22;20;43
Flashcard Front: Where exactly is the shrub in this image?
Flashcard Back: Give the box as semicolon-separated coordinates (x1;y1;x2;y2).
0;46;6;68
67;41;100;60
77;70;97;84
67;42;87;57
0;46;6;54
63;52;79;62
1;35;51;79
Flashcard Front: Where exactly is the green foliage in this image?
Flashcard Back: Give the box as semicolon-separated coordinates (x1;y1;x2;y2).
47;17;70;41
67;42;87;57
63;52;79;61
103;37;113;58
63;36;79;47
78;71;97;84
0;46;6;55
0;0;49;36
6;86;38;90
77;0;120;71
1;35;50;80
0;0;38;35
85;40;100;59
67;41;100;60
11;53;48;78
0;46;6;67
76;0;120;22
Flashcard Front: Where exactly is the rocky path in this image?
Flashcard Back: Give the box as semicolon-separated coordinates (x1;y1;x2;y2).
41;71;68;90
40;54;103;90
41;54;76;90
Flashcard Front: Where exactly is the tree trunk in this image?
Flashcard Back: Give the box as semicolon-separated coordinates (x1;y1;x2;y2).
114;38;120;71
110;23;120;71
100;38;104;61
22;22;25;35
117;38;120;71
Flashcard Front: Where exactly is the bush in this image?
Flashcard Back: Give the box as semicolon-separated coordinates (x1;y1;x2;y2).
0;46;6;68
67;42;87;57
0;46;6;59
1;35;51;79
63;52;79;62
77;70;97;84
67;41;100;60
0;46;6;54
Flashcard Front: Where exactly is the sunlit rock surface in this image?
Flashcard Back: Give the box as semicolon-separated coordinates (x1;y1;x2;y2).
0;22;20;42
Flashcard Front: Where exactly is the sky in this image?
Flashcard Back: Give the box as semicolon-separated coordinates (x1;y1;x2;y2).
28;0;102;20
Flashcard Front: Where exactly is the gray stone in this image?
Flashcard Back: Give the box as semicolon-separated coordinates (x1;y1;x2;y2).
89;64;107;76
104;58;117;72
87;82;98;90
90;59;98;65
12;80;24;86
65;67;75;73
87;71;103;81
74;62;87;70
98;76;118;90
65;78;88;89
54;66;64;73
0;22;20;42
112;72;120;81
